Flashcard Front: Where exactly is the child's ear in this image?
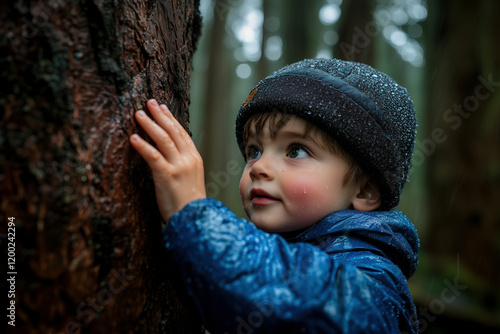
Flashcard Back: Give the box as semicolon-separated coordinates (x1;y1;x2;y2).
352;178;382;212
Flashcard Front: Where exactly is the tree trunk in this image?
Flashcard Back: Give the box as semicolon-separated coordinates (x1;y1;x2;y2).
280;0;322;64
334;0;375;64
1;0;203;333
198;0;234;206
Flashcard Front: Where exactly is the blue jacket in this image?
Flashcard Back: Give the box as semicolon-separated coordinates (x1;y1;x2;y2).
163;198;419;333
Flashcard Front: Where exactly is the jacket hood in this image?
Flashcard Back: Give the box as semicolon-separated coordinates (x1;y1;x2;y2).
288;210;419;278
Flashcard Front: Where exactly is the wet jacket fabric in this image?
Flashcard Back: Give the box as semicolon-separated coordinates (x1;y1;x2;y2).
163;198;419;334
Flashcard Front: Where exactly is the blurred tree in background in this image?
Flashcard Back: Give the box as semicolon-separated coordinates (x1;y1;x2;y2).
190;0;500;332
419;0;500;331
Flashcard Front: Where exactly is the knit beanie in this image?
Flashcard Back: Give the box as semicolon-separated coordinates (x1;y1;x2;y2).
235;58;417;210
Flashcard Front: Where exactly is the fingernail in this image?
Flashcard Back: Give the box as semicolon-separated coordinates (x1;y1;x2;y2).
131;134;140;142
150;99;158;107
136;110;146;117
160;104;170;113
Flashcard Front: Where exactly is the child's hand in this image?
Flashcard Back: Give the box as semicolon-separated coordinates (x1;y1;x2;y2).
130;99;206;222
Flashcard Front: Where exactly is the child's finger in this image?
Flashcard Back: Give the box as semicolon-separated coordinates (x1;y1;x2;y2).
158;104;195;153
134;110;180;160
129;134;171;173
145;100;197;155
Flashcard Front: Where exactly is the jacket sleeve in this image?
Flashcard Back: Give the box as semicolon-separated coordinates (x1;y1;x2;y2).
163;198;414;334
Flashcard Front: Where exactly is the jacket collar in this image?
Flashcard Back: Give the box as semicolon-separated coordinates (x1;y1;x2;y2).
285;210;419;278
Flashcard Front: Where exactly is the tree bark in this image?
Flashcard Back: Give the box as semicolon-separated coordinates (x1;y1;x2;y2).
1;0;203;333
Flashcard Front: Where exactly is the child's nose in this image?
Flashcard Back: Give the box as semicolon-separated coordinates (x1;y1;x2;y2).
249;155;274;181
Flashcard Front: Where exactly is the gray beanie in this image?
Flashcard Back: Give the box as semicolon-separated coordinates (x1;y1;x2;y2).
235;58;417;210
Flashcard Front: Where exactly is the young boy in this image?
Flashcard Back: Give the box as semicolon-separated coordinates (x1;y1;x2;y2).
130;58;419;333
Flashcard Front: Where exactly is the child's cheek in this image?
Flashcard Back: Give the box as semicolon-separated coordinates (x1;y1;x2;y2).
282;175;321;215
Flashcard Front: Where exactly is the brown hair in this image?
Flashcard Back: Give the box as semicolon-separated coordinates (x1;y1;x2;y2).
241;112;366;186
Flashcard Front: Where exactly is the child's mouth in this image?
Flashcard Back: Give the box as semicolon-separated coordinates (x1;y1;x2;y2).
250;189;279;205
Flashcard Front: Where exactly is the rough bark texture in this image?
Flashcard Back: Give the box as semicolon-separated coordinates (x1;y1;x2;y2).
1;0;202;333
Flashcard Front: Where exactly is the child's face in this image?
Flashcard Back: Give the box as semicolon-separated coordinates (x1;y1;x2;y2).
239;116;359;233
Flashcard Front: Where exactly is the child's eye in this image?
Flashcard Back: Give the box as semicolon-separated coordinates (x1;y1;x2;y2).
246;145;262;160
287;145;310;159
